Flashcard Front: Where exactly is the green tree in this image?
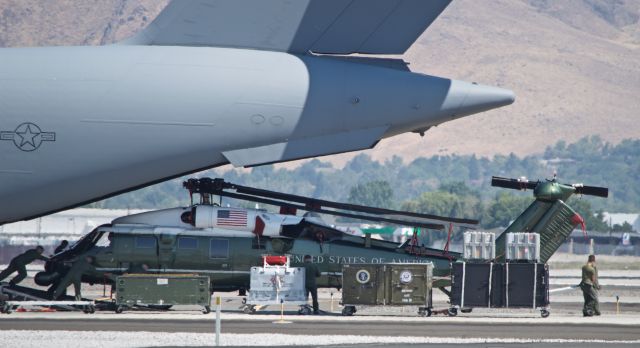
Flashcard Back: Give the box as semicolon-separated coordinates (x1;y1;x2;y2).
347;181;393;208
439;181;481;198
482;192;532;229
402;191;482;220
568;198;608;232
611;222;634;232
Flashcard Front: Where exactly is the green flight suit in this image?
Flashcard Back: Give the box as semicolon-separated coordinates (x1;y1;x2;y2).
304;262;321;313
52;259;96;300
580;263;600;316
0;249;49;285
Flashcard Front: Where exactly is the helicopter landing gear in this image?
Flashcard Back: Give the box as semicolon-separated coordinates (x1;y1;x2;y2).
242;304;257;314
540;309;550;318
341;305;356;316
447;307;458;317
298;305;313;315
418;307;432;317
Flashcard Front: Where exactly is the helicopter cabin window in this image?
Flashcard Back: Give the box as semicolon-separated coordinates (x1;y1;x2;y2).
209;239;229;259
178;237;198;249
135;236;156;249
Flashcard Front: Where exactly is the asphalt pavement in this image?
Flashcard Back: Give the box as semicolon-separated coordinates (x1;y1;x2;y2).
3;317;639;342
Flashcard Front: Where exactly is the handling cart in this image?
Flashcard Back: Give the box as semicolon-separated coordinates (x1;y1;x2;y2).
242;255;308;314
0;282;95;314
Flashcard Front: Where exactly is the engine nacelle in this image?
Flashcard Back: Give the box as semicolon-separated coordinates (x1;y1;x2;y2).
194;205;257;231
194;205;302;237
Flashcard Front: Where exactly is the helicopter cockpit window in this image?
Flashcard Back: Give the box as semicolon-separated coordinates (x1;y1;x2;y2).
135;236;157;249
94;232;113;248
178;237;198;249
209;239;229;259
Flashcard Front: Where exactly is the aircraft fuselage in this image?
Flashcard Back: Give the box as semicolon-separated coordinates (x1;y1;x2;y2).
0;45;514;224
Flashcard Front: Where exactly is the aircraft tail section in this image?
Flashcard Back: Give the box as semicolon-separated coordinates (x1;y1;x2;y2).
533;200;583;263
491;176;606;264
495;200;583;263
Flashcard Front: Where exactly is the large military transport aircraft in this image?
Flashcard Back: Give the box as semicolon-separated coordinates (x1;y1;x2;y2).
32;176;607;302
0;0;515;225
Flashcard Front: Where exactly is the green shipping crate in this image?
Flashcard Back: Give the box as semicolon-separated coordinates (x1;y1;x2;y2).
341;263;433;316
115;274;211;313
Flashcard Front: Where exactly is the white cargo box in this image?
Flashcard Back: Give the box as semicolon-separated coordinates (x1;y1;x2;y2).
505;232;541;262
246;265;307;305
463;231;496;261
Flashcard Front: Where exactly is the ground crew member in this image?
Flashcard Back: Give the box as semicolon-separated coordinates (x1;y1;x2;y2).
303;255;321;314
51;255;97;300
54;240;69;254
0;246;49;286
580;254;601;316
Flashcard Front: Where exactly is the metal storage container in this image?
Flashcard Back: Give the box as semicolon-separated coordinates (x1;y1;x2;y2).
504;263;549;308
463;231;496;261
450;262;503;308
341;263;433;316
115;274;211;313
450;262;549;317
243;255;307;314
505;232;541;262
246;266;306;305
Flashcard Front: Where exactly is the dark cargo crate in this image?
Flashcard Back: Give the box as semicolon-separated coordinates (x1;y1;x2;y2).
451;262;549;311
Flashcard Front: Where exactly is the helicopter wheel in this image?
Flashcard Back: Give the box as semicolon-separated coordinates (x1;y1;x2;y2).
115;305;125;314
418;307;432;317
341;306;356;316
460;308;473;313
447;307;458;317
540;309;550;318
298;305;312;315
83;305;95;314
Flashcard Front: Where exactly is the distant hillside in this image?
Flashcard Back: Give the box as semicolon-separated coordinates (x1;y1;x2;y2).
1;0;638;165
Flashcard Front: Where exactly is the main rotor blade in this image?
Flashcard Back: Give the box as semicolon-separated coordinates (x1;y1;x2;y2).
491;176;537;190
211;179;478;226
218;190;445;230
573;185;609;198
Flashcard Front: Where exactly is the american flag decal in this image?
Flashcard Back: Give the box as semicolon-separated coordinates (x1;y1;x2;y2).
217;209;248;227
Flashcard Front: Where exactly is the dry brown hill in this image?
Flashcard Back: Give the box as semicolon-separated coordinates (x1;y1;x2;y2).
1;0;638;166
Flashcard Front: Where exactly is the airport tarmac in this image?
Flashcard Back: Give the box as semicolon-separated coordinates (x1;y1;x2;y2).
2;263;639;347
2;293;640;348
1;311;639;347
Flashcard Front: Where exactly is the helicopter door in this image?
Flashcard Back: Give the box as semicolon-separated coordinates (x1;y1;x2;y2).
157;234;177;270
208;238;232;283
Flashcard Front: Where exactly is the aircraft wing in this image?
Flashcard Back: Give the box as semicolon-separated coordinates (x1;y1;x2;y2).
126;0;451;55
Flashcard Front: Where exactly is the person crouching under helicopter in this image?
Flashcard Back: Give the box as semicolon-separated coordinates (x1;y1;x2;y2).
51;255;97;301
0;246;49;287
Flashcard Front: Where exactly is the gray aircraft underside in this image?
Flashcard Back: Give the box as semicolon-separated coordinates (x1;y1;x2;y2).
0;0;515;225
